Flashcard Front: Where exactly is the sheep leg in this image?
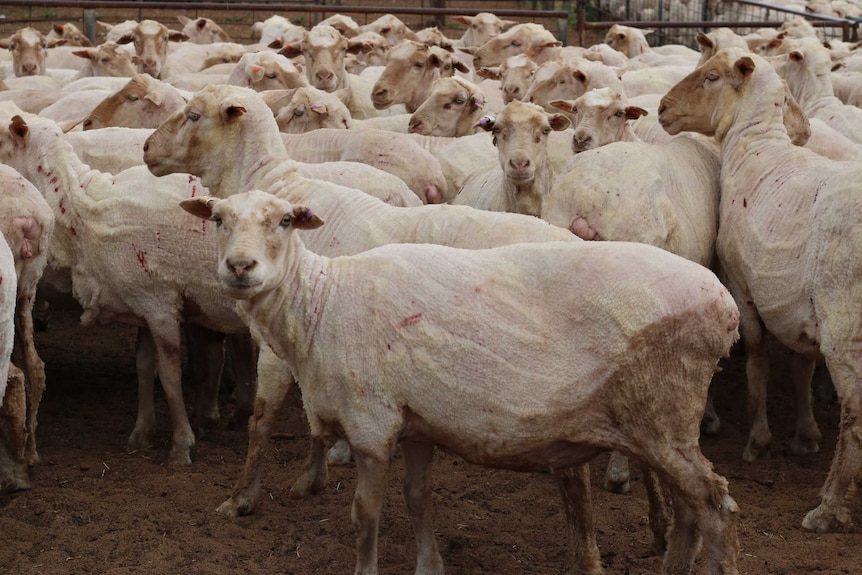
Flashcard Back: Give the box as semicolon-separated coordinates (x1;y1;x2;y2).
0;364;30;492
701;390;720;436
650;447;739;575
128;327;157;451
216;347;303;516
186;324;226;438
14;295;44;466
400;441;443;575
352;447;391;575
641;464;672;556
554;464;603;575
740;306;771;462
150;323;195;464
802;355;862;533
603;450;630;493
226;333;257;428
788;353;820;456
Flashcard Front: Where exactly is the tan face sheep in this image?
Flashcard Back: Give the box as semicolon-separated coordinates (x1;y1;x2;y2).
177;15;231;44
470;23;561;70
452;12;517;48
318;13;360;38
408;76;487;137
45;22;93;47
115;19;188;79
523;58;623;112
83;73;186;130
476;53;538;104
659;47;862;534
371;40;470;112
359;13;419;45
551;87;647;152
69;42;138;80
182;189;741;575
0;27;49;77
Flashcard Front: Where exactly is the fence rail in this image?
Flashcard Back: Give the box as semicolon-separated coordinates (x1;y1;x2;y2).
0;0;857;48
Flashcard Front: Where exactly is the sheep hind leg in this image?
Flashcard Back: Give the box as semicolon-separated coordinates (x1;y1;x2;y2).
185;324;226;438
401;440;444;575
787;353;820;456
14;295;44;466
128;327;157;452
641;464;673;556
555;464;603;575
802;356;862;533
226;333;257;428
651;447;739;575
150;324;195;465
741;318;771;462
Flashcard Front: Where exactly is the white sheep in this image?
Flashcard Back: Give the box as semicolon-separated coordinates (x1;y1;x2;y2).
469;23;562;70
0;162;54;471
181;188;741;575
82;73;188;131
0;104;253;465
659;47;862;533
0;27;50;77
269;86;410;133
140;84;591;519
452;99;571;216
115;19;188;80
407;76;488;137
177;15;231;44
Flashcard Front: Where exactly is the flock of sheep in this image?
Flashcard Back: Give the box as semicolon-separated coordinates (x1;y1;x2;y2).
0;5;860;573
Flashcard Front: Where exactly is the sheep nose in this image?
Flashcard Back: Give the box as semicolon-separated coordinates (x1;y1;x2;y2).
573;134;592;147
658;103;667;116
316;71;334;82
142;141;149;153
228;257;257;276
509;158;530;170
408;119;423;133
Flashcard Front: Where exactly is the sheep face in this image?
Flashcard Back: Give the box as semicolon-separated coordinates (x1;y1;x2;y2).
408;77;484;136
180;192;322;299
4;28;48;77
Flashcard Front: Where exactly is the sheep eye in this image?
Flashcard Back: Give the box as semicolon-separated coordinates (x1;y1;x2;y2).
280;216;292;228
511;40;522;47
293;108;304;117
453;97;465;105
212;215;222;227
542;126;551;135
100;57;109;64
265;71;276;79
614;110;625;118
705;72;719;82
413;62;424;68
127;95;139;101
187;111;201;121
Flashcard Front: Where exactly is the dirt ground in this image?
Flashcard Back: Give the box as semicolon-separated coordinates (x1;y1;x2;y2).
0;298;856;575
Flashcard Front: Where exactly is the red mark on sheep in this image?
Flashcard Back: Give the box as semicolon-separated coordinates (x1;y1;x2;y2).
743;198;747;208
134;246;149;271
50;176;58;185
398;313;423;327
58;199;66;214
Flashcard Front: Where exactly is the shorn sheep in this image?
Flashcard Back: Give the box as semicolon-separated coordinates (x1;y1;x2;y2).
659;47;862;533
182;189;741;575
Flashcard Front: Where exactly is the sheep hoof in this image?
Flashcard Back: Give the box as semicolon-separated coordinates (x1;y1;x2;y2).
802;503;852;533
327;440;352;466
603;476;630;494
216;495;254;517
787;437;820;456
742;440;770;462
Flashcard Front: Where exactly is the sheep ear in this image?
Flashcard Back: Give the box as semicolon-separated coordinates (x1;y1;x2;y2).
475;65;502;80
72;49;93;60
476;114;496;132
696;32;713;50
735;56;756;80
548;113;570;131
10;115;28;139
291;207;324;230
625;106;648;120
177;15;192;26
549;99;573;113
220;102;247;123
144;90;164;106
180;197;216;220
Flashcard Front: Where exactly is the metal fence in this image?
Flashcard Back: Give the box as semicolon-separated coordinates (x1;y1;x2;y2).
0;0;858;48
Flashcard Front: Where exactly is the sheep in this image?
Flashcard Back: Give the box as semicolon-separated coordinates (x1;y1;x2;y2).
0;233;27;492
0;104;256;465
342;31;390;72
224;50;307;91
0;27;49;77
659;47;862;533
67;42;138;81
140;84;592;518
475;53;539;104
371;40;470;113
359;13;420;45
277;128;447;203
181;188;741;575
604;23;700;66
415;26;455;52
82;73;188;131
269;86;410;133
177;16;231;44
115;19;188;80
469;23;562;70
523;58;623;112
96;19;139;44
318;13;360;38
551;86;648;152
452;99;570;216
0;162;54;471
765;35;862;145
407;76;488;137
451;12;518;48
45;22;93;47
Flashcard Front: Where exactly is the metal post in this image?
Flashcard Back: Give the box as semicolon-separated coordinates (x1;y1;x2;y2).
557;0;570;47
83;9;96;45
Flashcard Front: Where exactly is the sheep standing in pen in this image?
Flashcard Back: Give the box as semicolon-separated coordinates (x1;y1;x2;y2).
659;47;862;533
181;189;741;575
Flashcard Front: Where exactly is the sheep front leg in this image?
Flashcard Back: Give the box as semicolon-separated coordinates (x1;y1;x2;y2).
216;347;307;516
186;324;226;437
15;295;45;466
603;450;630;494
788;353;820;456
352;447;392;575
226;333;258;427
401;440;443;575
554;464;603;575
128;327;157;452
150;324;195;465
739;305;771;462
